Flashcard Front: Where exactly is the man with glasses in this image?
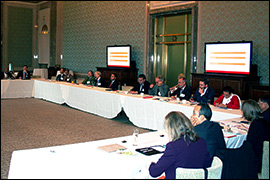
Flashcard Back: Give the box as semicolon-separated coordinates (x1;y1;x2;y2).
170;77;192;100
129;74;150;94
258;95;269;123
190;78;215;104
149;75;169;97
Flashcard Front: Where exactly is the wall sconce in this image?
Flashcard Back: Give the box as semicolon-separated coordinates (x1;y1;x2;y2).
41;24;49;34
41;16;49;34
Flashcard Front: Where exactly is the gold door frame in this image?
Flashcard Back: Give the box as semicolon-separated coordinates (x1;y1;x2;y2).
153;14;190;82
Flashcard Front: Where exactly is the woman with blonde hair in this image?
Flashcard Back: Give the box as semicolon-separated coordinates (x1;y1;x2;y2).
241;99;269;174
149;111;212;179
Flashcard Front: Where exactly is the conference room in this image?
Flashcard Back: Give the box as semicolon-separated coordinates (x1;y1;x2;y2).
1;1;269;179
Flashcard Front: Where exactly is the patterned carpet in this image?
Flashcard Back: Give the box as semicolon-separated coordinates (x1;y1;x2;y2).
1;98;152;179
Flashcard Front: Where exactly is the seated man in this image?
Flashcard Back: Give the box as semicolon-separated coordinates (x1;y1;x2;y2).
56;68;66;81
16;65;31;80
170;73;186;91
82;70;95;85
129;74;150;94
64;68;74;83
190;78;215;104
149;75;169;97
107;73;119;90
258;95;269;124
94;71;106;87
213;86;241;109
190;103;226;159
170;77;192;100
1;67;15;79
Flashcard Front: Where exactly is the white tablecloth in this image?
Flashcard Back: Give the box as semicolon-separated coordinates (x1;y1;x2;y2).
2;79;246;148
1;79;34;98
33;68;48;79
8;131;167;179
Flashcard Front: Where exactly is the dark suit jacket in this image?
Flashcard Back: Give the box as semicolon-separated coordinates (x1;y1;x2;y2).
170;85;192;100
56;73;67;81
149;136;212;179
1;71;15;79
220;141;258;179
194;120;226;158
131;81;151;94
94;77;106;87
107;80;119;90
192;87;215;104
16;70;31;79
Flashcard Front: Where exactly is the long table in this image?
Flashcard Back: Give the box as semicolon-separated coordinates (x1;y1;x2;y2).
4;79;248;178
1;79;34;98
2;79;246;149
8;131;167;179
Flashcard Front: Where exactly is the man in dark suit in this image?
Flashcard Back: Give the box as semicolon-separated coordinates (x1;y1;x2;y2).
94;71;106;87
190;103;226;159
130;74;150;94
170;77;192;100
107;73;119;90
1;67;15;79
191;78;215;104
16;65;31;79
56;68;66;81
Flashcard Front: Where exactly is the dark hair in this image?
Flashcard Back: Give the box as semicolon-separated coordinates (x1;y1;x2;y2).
259;95;269;105
111;73;117;78
23;65;28;68
200;78;209;85
198;103;212;121
88;70;94;75
138;74;146;80
223;86;234;94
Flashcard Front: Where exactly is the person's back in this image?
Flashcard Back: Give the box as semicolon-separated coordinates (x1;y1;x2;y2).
191;103;226;158
242;99;270;173
149;111;212;179
194;120;226;158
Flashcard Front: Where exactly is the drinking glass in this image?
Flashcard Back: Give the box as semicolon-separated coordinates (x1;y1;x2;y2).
133;129;139;146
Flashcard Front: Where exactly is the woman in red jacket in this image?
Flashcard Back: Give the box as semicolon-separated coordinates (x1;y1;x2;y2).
213;86;241;109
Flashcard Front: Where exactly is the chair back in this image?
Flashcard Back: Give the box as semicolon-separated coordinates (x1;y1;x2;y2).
261;141;269;179
175;167;204;179
175;156;223;179
233;94;242;109
207;156;223;179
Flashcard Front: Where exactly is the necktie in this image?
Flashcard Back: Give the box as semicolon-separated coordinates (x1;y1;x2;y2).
23;72;26;79
109;82;112;88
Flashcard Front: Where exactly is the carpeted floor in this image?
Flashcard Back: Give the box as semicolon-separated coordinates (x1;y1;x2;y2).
1;98;152;179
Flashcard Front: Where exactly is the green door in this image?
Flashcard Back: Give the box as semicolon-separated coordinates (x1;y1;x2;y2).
153;12;192;88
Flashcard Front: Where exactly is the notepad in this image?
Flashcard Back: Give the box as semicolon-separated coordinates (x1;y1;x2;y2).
98;143;127;152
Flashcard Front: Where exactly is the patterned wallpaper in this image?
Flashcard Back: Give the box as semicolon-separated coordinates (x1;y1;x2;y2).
62;1;146;75
197;1;269;85
7;6;33;68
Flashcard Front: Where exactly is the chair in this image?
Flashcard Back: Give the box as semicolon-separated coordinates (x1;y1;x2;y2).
261;141;269;179
234;94;242;109
220;140;258;179
175;156;223;179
